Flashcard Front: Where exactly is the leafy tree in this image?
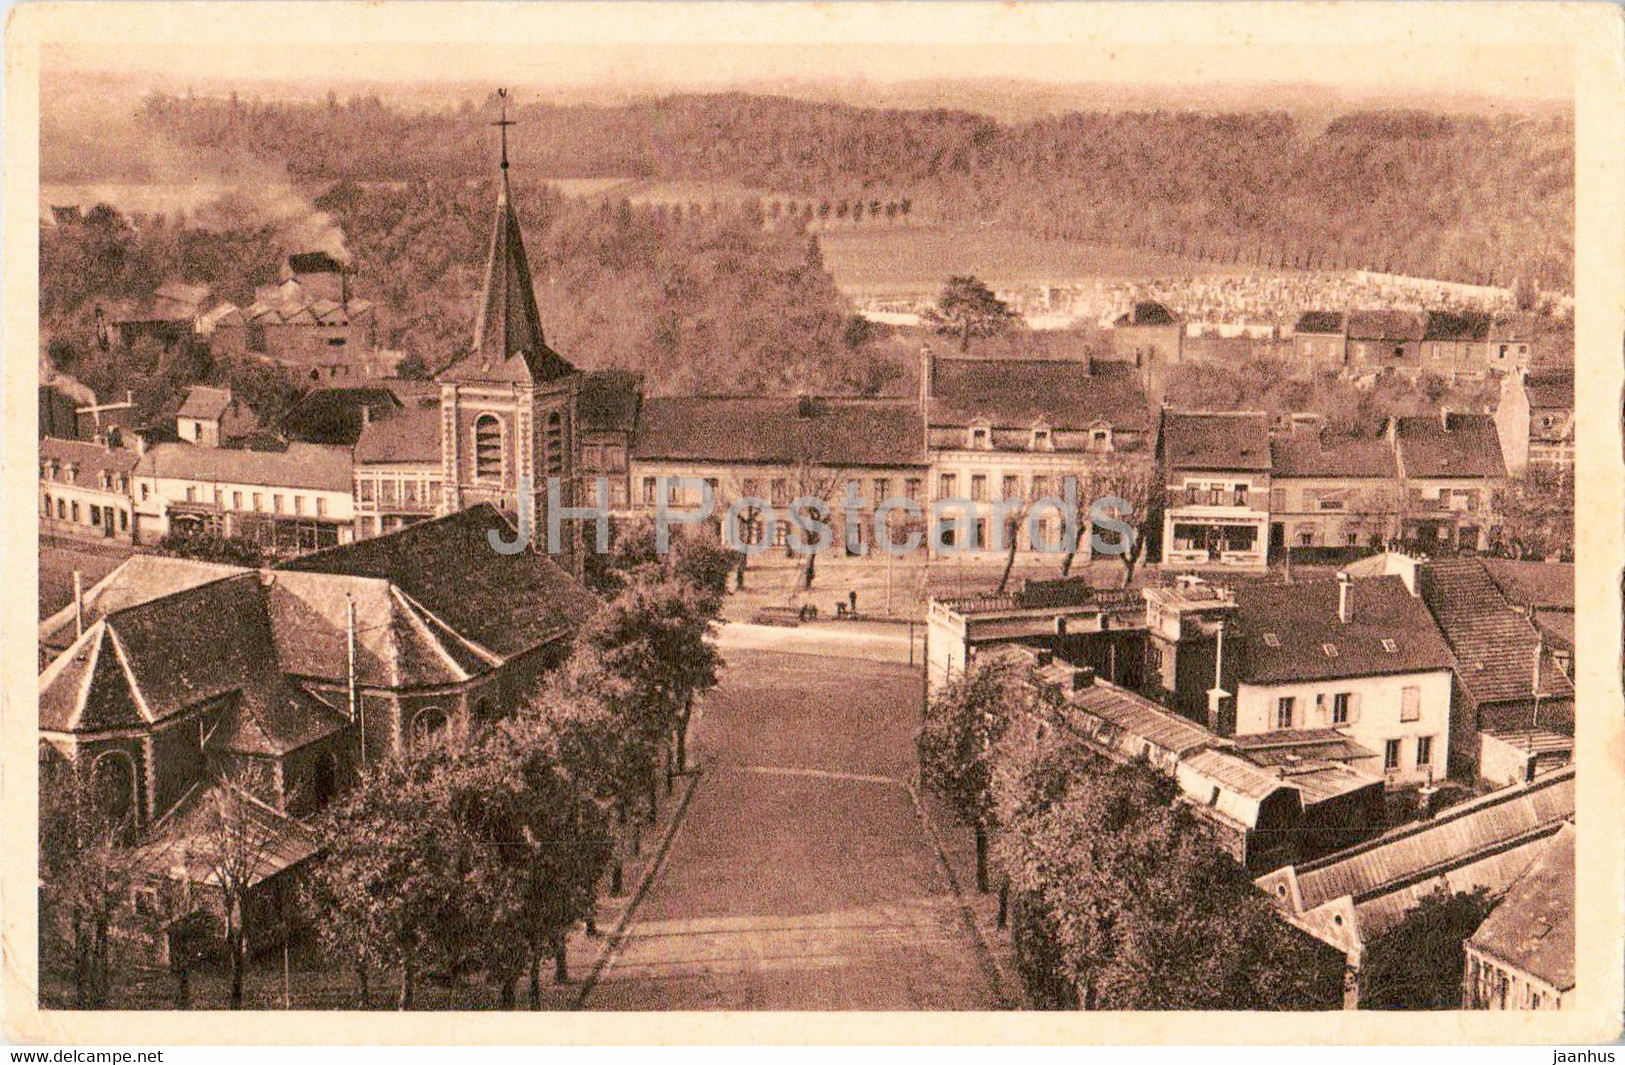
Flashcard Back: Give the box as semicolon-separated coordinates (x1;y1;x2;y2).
925;275;1018;353
1001;756;1343;1010
1358;887;1496;1009
157;530;267;567
918;655;1027;892
38;771;140;1008
1492;469;1574;561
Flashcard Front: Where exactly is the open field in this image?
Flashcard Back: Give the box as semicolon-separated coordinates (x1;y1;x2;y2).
819;225;1283;294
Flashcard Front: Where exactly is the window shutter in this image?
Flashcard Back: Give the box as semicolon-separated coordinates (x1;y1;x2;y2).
1348;691;1362;724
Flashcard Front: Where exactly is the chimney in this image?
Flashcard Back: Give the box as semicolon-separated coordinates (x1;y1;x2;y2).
1440;406;1451;432
1338;571;1352;624
361;403;371;428
73;570;84;639
1206;620;1231;733
919;344;934;410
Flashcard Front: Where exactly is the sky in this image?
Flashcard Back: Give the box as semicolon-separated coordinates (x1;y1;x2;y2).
40;4;1573;105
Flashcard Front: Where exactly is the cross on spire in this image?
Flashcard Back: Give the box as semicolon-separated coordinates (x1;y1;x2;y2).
493;87;517;170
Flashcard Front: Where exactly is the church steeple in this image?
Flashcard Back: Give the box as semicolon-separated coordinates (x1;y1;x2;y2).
443;89;575;385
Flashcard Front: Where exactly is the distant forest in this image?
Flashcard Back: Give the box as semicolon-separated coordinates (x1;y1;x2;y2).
132;91;1574;289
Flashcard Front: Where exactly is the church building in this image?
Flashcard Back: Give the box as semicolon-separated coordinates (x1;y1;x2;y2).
436;110;582;564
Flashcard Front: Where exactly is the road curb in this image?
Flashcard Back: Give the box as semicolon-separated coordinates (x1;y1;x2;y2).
572;766;703;1009
905;782;1023;1010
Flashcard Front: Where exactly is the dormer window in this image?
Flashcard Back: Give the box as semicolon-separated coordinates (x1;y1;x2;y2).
1090;427;1112;451
969;422;991;450
1262;633;1281;647
1031;423;1053;451
1322;643;1339;659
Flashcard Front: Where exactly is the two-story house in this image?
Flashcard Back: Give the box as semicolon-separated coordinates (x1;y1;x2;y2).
1159;410;1272;569
1268;426;1401;558
1345;310;1425;380
1392;412;1506;552
578;369;643;515
630;393;928;554
40;436;140;543
353;406;444;539
175;385;262;448
1291;312;1348;370
924;353;1154;558
1420;311;1493;381
132;442;356;554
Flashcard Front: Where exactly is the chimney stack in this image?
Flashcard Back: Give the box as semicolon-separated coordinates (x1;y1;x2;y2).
1440;406;1451;432
919;344;934;408
1338;571;1352;624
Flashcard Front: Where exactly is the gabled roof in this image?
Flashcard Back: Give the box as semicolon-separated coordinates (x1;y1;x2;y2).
1394;413;1506;479
279;388;402;447
439;169;576;386
580;369;644;434
39;437;141;487
1482;559;1575;612
1294;311;1345;336
1270;433;1397;479
634;395;927;467
1232;576;1454;685
135;442;353;493
39;556;250;657
928;358;1151;432
354;405;442;466
1347;310;1422;342
1416;559;1574;705
1468;822;1574;992
135;783;320;888
1257;765;1574;945
40;573;276;734
208;683;349;758
1161;411;1271;471
277;504;600;658
177;385;234;421
1525;369;1574;410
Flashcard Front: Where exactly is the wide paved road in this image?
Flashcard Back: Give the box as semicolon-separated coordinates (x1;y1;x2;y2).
581;647;1007;1010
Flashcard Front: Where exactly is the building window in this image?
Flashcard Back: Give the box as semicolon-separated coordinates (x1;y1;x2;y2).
545;412;564;476
1384;739;1402;771
90;504;102;525
938;473;957;498
604;444;626;471
905;478;922;503
1090;428;1110;450
1400;685;1421;722
642;477;657;506
1031;427;1052;451
970;475;987;502
874;477;891;501
140;483;150;501
232;491;242;509
273;494;284;513
974;519;987;548
1275;696;1295;730
1002;474;1020;501
1416;735;1433;767
185;486;197;503
703;477;720;501
1233;485;1248;507
771;478;789;505
252;492;263;511
379;479;397;505
119;509;128;531
410;707;449;752
970;426;989;450
474;414;504;482
1381;638;1397;653
1332;692;1352;725
403;480;419;504
315;497;327;518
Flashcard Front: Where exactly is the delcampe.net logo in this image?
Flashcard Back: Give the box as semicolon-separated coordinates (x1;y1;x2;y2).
489;474;1137;558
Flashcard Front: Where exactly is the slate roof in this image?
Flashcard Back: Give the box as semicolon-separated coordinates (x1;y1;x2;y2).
1055;676;1214;759
1394;413;1506;479
39;556;250;658
40;574;275;734
39;437;140;488
135;442;353;493
580;369;644;434
265;570;495;687
1113;300;1178;327
1295;312;1345;335
279;388;402;447
1525;369;1574;411
1270;434;1397;479
1347;310;1423;342
277;504;600;658
208;683;349;758
439;170;577;386
1416;559;1574;705
354;406;442;466
928;358;1152;432
1161;411;1272;472
135;783;321;888
1232;576;1454;685
1257;765;1575;944
635;396;928;467
1421;311;1492;343
177;386;234;421
1468;822;1574;992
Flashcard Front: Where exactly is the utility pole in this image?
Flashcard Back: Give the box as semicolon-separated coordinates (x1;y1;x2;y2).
347;593;364;768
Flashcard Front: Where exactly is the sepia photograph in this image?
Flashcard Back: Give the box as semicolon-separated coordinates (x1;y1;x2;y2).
3;0;1621;1047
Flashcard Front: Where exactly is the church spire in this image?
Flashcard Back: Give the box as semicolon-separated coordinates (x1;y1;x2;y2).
456;88;575;384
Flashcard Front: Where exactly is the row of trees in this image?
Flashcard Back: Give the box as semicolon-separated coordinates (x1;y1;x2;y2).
918;656;1343;1009
39;522;737;1010
130;91;1574;290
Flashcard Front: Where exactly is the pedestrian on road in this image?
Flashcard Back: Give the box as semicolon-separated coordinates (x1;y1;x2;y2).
848;589;858;616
